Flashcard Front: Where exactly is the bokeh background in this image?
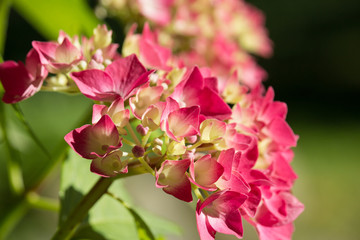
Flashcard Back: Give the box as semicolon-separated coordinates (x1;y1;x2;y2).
1;0;360;239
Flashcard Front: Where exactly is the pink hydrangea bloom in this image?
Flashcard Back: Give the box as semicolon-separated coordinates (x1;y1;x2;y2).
2;24;303;240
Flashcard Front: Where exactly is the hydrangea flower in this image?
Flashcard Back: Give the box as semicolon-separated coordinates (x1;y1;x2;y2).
0;22;303;240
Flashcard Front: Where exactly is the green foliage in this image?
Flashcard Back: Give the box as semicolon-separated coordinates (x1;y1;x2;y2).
60;150;181;239
13;0;100;39
0;0;11;54
0;92;92;238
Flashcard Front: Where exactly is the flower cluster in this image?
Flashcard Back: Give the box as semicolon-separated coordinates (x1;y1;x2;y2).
0;22;302;240
0;25;119;103
98;0;271;89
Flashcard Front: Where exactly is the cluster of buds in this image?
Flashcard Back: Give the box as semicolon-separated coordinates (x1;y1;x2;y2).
98;0;271;89
0;23;303;240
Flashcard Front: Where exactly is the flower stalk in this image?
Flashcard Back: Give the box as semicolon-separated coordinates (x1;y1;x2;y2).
51;177;114;240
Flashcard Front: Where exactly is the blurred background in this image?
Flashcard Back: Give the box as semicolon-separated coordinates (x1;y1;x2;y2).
1;0;360;239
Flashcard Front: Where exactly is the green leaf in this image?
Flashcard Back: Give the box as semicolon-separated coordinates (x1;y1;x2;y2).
13;0;100;39
0;93;92;238
60;150;181;240
0;0;11;55
18;92;93;188
60;150;138;240
11;103;51;160
107;191;156;240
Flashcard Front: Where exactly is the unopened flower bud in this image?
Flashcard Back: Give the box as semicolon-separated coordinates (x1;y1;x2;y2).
200;119;226;143
136;124;149;136
153;138;163;146
149;73;159;84
88;59;105;70
152;145;163;156
132;145;145;158
104;59;112;66
167;140;186;155
161;82;168;90
92;49;104;63
182;150;195;160
186;135;197;144
93;24;112;49
78;60;87;70
57;74;68;86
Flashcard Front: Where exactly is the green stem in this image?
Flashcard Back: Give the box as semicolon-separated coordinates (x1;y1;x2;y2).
7;160;25;195
141;131;151;147
0;198;28;240
138;157;154;176
191;184;204;202
195;146;217;152
122;138;136;147
51;177;114;240
0;190;60;239
26;192;59;212
126;123;141;146
187;140;203;151
0;101;25;195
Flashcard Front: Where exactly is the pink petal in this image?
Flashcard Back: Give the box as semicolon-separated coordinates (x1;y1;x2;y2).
137;0;173;25
190;155;224;190
155;159;192;202
241;184;261;217
196;204;216;240
271;153;298;182
64;115;121;159
172;67;232;120
166;106;200;140
256;223;294;240
266;117;298;147
129;85;163;119
217;148;235;181
54;38;82;64
139;23;171;70
92;104;108;124
32;41;57;63
260;101;288;124
105;54;152;99
0;57;45;103
197;191;247;238
207;210;243;238
160;97;180;128
199;191;247;215
255;192;304;227
216;172;250;194
70;69;118;102
25;49;48;80
237;141;259;170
